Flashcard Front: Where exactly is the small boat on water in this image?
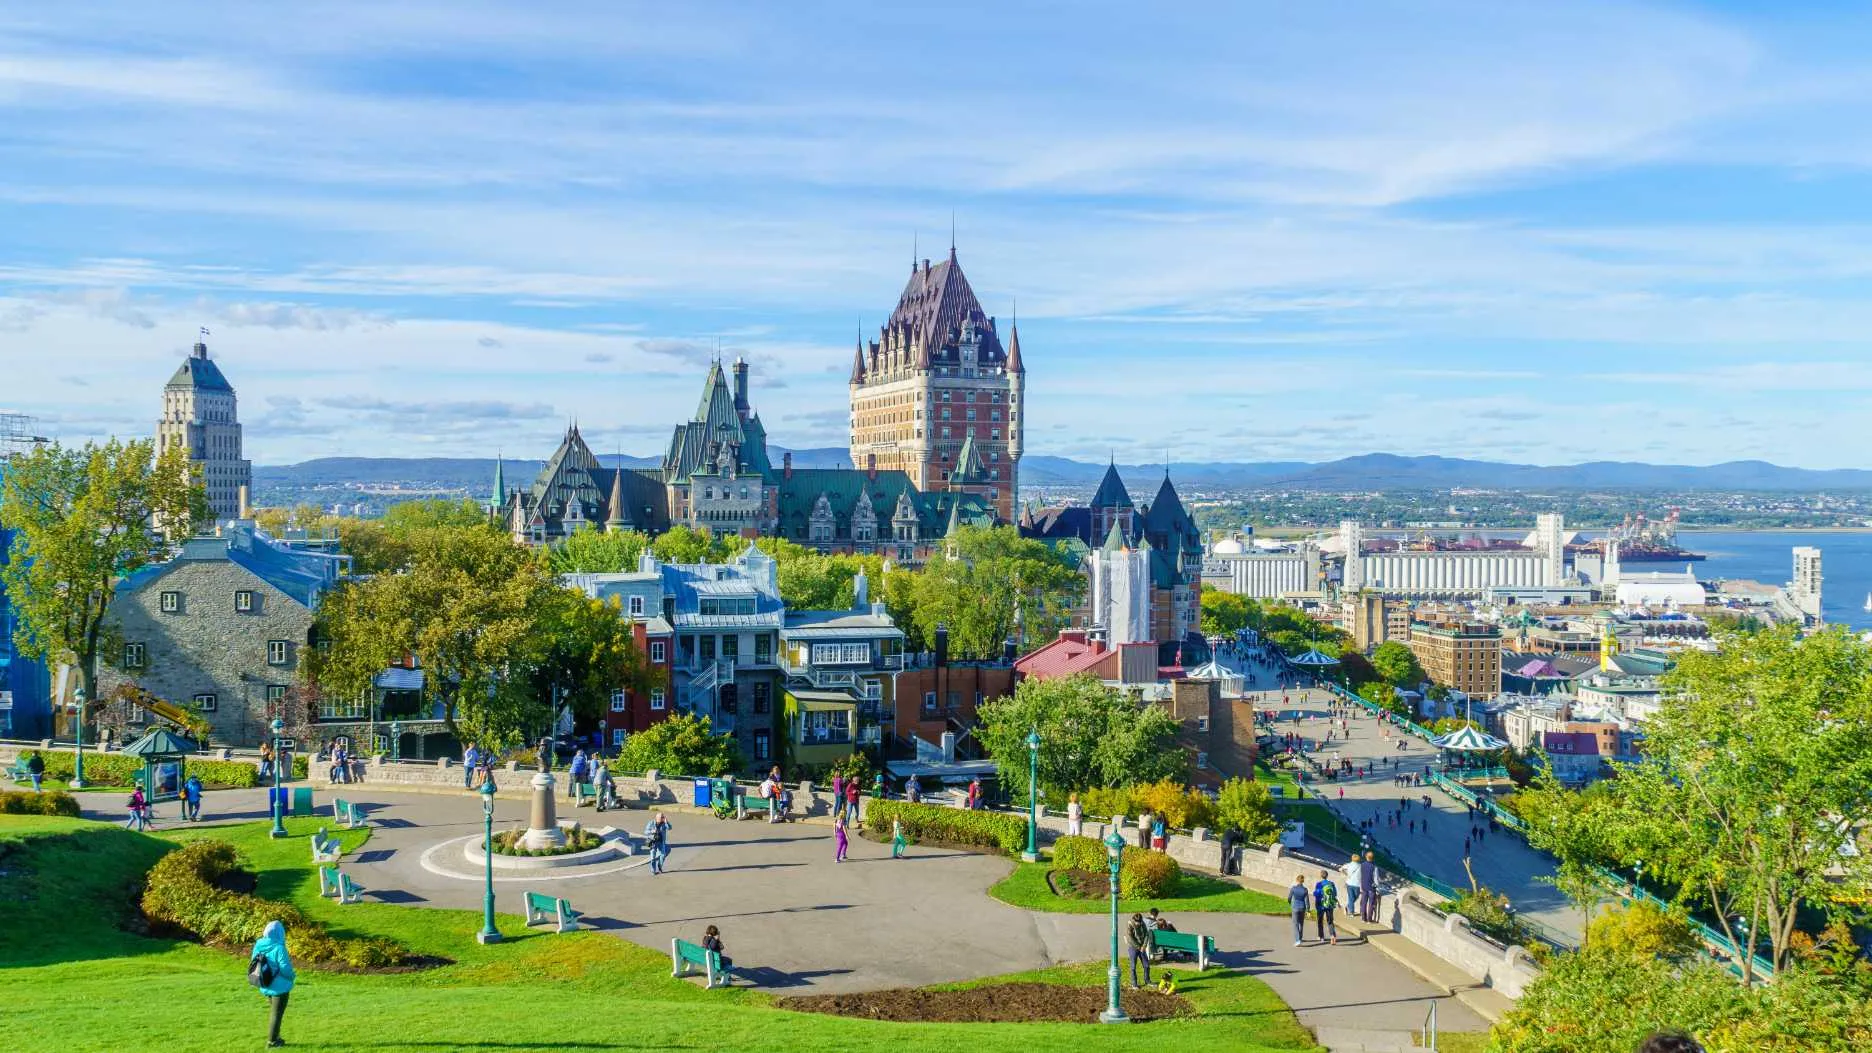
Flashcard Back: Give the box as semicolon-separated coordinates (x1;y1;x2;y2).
1863;592;1871;614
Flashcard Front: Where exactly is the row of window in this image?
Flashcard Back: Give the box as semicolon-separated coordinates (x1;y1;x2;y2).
124;640;291;668
610;688;668;711
132;683;288;715
159;590;264;614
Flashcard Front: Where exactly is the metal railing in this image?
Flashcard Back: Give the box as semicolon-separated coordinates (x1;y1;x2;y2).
1421;1001;1438;1052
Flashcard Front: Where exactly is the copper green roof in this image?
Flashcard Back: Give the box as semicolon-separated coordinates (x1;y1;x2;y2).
166;344;233;392
1090;461;1132;509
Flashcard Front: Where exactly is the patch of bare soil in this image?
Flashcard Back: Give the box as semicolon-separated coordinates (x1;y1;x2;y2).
781;982;1190;1023
1046;867;1109;899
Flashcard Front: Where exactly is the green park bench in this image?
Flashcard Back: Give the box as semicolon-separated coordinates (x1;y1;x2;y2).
291;787;314;817
333;798;368;828
336;872;365;905
1150;929;1218;970
318;864;341;899
524;891;581;933
670;938;731;988
572;781;598;806
310;827;342;863
6;758;32;783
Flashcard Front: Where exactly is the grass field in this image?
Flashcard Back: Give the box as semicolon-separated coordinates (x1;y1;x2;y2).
0;814;1326;1053
990;858;1290;915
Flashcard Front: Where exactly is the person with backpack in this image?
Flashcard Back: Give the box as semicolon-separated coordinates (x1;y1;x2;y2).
183;774;204;822
249;919;296;1048
1313;869;1340;944
1125;912;1152;987
125;785;150;831
568;749;589;805
25;750;44;792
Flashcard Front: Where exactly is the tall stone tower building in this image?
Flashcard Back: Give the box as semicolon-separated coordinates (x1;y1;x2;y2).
158;338;251;522
849;248;1024;522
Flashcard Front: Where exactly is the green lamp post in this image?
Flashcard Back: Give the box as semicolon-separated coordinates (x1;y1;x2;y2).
68;685;88;790
1021;727;1041;863
267;718;287;838
1099;827;1129;1024
475;778;502;944
389;721;401;763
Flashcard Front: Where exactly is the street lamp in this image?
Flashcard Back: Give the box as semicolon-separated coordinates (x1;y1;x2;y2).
1022;727;1041;863
475;777;502;945
1099;827;1130;1024
68;685;88;790
267;718;287;839
389;721;401;763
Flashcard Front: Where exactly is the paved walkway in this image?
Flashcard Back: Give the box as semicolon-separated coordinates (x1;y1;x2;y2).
1236;655;1581;944
71;785;1486;1035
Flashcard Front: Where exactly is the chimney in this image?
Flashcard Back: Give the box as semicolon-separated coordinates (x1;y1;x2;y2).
934;624;949;667
783;450;793;479
732;356;750;418
237;484;250;520
1002;638;1016;665
867;453;877;481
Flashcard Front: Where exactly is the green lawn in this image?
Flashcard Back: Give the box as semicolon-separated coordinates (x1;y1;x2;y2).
0;815;1322;1053
989;859;1289;915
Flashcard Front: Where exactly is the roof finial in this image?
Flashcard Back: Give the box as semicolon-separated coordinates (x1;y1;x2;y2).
912;232;918;273
950;211;956;258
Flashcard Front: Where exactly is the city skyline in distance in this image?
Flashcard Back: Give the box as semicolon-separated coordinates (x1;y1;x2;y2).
7;3;1872;469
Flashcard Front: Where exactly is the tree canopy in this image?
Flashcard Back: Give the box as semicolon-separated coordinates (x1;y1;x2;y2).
910;526;1083;660
547;528;652;575
1199;590;1254;638
1370;640;1425;687
613;713;744;777
0;439;202;706
975;673;1188;795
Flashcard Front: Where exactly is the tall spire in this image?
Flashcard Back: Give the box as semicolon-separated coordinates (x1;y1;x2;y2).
1006;301;1024;374
849;337;867;384
605;463;627;531
489;455;505;512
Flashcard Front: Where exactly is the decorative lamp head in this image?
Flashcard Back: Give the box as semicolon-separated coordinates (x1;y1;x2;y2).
1025;728;1041;753
1103;829;1126;858
479;778;497;816
269;718;284;736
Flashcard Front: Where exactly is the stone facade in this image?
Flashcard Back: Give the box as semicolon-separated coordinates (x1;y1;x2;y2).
97;526;347;747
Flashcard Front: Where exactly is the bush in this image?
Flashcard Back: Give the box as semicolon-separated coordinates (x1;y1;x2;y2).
183;759;260;788
1120;849;1181;898
865;800;1027;856
34;752;143;786
0;790;81;816
1051;834;1110;872
1080;786;1133;820
141;840;407;969
491;827;601;856
1130;778;1216;830
1215;777;1283;844
1585;901;1701;962
1442;886;1535;947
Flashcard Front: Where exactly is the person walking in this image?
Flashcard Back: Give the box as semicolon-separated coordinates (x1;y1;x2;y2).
183;774;204;822
259;742;274;782
1125;912;1153;987
966;777;982;810
125;785;151;831
834;815;850;863
1288;874;1311;946
648;811;671;874
1313;869;1340;944
891;817;907;859
906;773;922;804
1359;851;1379;922
250;919;296;1048
845;776;861;826
594;761;615;812
462;742;479;790
1341;855;1363;918
25;750;44;793
1066;792;1083;836
830;772;846;821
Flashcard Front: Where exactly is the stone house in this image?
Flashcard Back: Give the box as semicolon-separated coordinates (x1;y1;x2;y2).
97;523;349;747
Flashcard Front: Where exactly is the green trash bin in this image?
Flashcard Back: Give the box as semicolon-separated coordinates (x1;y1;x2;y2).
291;787;314;817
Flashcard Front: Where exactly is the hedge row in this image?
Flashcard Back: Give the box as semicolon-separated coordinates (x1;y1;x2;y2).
1049;834;1182;897
865;800;1028;856
24;752;303;788
141;840;407;969
0;790;81;816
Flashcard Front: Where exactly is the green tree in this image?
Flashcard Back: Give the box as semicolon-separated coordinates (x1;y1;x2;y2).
1585;901;1701;962
651;525;739;564
527;590;662;731
1199;591;1253;638
1215;777;1283;843
1371;640;1425;687
1518;771;1625;943
1338;651;1379;689
307;524;560;749
975;674;1187;794
0;439;203;710
1364;682;1410;718
1600;626;1872;981
912;526;1083;659
547;528;651;574
613;713;744;776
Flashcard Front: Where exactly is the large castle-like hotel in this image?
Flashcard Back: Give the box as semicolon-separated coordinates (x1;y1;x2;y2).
498;250;1022;561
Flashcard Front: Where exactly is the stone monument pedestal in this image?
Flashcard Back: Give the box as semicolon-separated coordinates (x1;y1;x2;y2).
519;771;567;851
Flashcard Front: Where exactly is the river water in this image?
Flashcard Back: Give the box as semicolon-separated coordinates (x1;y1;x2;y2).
1635;530;1872;632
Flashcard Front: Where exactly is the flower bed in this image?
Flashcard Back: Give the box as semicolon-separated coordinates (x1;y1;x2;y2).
863;800;1027;857
491;827;601;857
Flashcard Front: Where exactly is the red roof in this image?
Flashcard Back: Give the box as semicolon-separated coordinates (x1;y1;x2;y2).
1017;633;1112;679
1542;731;1600;756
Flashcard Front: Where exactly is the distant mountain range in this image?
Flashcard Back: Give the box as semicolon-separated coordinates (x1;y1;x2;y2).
252;451;1872;506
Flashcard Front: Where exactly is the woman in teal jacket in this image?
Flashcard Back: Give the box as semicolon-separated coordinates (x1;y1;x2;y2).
250;920;296;1048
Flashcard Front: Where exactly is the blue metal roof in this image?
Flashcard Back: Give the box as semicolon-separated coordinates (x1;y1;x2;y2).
119;525;348;609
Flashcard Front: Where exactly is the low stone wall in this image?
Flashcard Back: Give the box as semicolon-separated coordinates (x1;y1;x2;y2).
1393;889;1542;998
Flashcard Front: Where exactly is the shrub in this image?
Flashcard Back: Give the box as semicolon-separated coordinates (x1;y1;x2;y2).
865;800;1026;856
1130;779;1216;830
1051;834;1110;872
183;759;261;788
0;790;81;816
141;840;407;969
1120;850;1181;898
1079;786;1133;820
1442;886;1535;947
1215;777;1283;844
34;752;143;787
1585;901;1701;962
491;827;601;856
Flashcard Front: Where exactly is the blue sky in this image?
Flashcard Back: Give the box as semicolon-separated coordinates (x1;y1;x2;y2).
5;2;1872;469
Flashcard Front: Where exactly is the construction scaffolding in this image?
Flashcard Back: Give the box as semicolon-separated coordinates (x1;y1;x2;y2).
0;412;49;462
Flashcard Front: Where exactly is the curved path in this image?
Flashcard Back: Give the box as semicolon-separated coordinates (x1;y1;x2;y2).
70;784;1485;1035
